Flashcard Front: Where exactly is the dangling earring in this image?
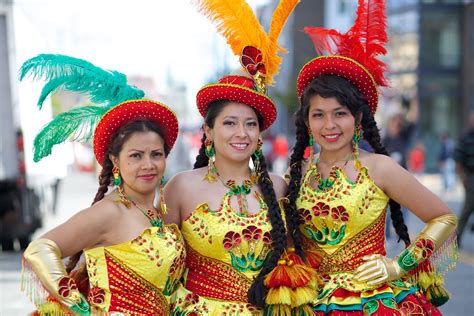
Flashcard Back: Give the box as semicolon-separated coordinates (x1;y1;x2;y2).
204;138;216;183
112;165;121;186
251;138;263;183
159;176;167;215
352;124;362;168
308;127;315;165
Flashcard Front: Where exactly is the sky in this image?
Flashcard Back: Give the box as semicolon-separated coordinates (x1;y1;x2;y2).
12;0;270;100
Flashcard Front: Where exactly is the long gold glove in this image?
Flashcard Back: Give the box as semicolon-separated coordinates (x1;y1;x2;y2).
354;214;457;285
23;238;90;315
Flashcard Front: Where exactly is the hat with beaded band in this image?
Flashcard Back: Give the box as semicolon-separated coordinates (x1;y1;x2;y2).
194;0;300;130
93;99;178;165
19;54;179;165
297;0;389;115
196;73;276;130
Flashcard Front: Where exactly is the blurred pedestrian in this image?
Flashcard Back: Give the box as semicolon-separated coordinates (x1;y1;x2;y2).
438;131;456;192
382;101;418;238
453;112;474;247
382;99;418;169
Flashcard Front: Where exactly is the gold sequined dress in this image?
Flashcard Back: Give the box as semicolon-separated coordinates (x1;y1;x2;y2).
170;192;272;315
83;225;185;315
296;161;442;315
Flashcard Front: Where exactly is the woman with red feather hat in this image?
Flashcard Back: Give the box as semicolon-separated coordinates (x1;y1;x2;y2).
282;0;458;315
20;54;185;315
164;0;319;315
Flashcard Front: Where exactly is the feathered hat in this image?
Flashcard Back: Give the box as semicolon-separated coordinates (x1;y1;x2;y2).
195;0;300;130
19;54;179;165
297;0;388;114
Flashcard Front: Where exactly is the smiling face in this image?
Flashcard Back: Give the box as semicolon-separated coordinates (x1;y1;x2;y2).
204;102;260;164
111;131;166;196
307;95;356;156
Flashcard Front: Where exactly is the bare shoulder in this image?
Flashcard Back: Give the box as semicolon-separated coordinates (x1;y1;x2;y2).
360;152;399;175
359;152;408;190
78;194;123;228
166;168;206;191
269;173;288;198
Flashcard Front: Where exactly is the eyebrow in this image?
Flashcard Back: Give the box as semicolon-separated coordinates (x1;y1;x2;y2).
223;116;257;120
311;106;346;112
127;149;164;153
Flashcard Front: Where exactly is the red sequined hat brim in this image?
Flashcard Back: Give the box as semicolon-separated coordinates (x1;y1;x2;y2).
93;100;179;165
196;83;277;131
297;56;379;114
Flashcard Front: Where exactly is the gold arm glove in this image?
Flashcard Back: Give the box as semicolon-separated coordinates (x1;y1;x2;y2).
354;214;457;286
23;238;90;315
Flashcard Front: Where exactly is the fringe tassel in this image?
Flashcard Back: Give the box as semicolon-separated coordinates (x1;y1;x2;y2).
21;257;50;307
408;232;458;307
429;231;459;274
303;249;323;269
263;251;319;313
21;257;72;315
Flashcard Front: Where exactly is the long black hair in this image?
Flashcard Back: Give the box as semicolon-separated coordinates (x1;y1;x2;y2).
194;100;287;308
285;75;411;256
67;118;169;293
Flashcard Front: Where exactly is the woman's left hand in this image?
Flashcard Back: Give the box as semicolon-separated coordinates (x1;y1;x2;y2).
353;254;404;285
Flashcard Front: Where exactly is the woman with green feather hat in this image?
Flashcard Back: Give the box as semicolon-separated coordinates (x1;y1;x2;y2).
19;54;186;315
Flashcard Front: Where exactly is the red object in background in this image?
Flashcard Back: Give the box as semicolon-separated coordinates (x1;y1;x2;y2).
408;145;425;173
273;136;289;158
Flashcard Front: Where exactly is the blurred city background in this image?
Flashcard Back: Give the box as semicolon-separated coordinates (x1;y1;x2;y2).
0;0;473;315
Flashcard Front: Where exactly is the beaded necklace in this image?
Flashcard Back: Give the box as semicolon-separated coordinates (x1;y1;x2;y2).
117;186;163;228
212;167;255;216
314;153;352;190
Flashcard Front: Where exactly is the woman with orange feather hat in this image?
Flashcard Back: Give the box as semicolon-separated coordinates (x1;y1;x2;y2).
164;0;318;315
282;0;458;315
20;55;185;315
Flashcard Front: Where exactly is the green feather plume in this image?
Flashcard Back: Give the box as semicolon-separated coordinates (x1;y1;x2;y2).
20;53;147;162
19;54;144;109
33;105;108;162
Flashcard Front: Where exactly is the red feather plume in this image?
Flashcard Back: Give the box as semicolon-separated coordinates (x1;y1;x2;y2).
304;0;388;87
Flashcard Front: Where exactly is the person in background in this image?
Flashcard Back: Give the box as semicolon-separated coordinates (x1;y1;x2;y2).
382;99;418;169
20;54;185;315
438;131;456;192
453;112;474;248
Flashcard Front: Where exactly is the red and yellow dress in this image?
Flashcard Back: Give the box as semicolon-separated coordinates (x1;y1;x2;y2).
296;162;442;315
170;192;272;315
83;224;186;315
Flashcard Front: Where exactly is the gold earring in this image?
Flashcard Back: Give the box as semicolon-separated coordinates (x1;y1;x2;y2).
204;138;216;183
112;166;121;186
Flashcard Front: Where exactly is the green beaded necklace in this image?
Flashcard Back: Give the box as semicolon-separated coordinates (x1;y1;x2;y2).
212;167;255;216
314;154;351;190
117;186;163;228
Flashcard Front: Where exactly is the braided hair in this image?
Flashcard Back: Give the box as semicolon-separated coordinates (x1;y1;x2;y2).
285;75;411;251
194;100;287;308
67;118;170;293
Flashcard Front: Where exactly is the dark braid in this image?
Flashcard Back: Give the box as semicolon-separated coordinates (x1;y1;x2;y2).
283;108;309;258
248;154;287;307
360;109;411;246
196;100;287;307
66;118;170;293
193;133;209;169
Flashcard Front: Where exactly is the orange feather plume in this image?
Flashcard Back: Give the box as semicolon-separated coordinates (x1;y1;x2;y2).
194;0;299;84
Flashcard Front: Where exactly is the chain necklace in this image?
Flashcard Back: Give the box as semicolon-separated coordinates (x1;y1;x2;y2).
212;167;255;216
117;186;163;228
